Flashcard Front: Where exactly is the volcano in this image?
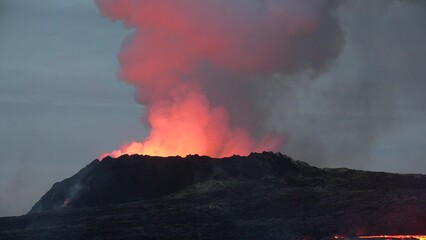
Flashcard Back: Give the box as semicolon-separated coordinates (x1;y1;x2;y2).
1;152;426;239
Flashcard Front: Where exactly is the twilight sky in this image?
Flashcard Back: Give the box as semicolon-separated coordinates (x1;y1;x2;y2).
1;0;426;217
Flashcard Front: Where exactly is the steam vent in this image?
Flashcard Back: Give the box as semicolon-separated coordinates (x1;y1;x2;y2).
0;152;425;239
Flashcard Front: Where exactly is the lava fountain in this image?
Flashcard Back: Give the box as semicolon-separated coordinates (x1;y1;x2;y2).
96;0;343;158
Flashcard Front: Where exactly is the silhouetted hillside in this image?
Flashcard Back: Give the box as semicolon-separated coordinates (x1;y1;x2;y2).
1;152;426;239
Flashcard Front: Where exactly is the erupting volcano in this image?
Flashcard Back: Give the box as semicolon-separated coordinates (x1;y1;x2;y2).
335;236;426;240
96;0;342;158
2;0;426;240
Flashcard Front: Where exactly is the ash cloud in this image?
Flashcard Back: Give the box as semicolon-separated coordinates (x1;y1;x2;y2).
96;0;344;157
267;0;426;171
1;0;425;218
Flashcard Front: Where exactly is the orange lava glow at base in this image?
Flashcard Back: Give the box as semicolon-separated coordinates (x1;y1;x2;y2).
334;235;426;240
98;95;282;160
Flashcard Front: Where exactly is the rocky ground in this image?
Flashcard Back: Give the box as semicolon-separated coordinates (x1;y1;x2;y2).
1;152;426;239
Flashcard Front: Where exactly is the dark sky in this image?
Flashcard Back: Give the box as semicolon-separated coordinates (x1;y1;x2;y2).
1;0;426;217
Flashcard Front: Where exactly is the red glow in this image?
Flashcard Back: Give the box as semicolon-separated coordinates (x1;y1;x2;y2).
101;87;282;158
96;0;326;159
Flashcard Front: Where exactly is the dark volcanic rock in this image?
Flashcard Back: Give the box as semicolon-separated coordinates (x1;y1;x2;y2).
29;152;306;213
1;152;426;239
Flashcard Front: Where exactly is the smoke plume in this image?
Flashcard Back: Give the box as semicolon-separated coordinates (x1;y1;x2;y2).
96;0;343;158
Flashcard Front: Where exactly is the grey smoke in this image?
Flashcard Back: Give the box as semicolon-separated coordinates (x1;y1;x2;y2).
266;0;426;171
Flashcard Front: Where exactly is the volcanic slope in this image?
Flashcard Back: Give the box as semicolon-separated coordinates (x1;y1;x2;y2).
1;152;426;239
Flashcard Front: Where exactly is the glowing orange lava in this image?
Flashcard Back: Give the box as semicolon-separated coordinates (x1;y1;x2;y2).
95;0;339;159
